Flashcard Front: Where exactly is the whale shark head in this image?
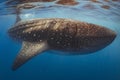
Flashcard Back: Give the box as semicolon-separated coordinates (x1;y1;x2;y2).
8;18;117;70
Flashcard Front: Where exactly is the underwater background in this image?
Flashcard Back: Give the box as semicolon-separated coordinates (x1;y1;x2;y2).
0;0;120;80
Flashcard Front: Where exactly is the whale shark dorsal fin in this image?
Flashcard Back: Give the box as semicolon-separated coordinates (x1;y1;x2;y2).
12;41;49;70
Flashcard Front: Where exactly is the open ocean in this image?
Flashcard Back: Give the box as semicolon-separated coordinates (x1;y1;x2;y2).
0;0;120;80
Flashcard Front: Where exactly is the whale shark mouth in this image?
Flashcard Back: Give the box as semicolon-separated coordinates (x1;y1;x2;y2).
8;18;117;70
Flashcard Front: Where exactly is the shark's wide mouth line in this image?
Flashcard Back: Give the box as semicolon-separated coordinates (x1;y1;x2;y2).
8;18;117;70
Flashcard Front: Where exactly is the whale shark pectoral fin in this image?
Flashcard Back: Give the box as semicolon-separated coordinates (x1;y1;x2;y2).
12;41;49;71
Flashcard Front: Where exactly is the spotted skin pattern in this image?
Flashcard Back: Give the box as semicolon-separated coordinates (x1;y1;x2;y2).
8;18;116;70
8;18;116;52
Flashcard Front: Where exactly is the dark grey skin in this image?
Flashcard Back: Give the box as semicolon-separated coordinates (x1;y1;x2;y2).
8;18;116;70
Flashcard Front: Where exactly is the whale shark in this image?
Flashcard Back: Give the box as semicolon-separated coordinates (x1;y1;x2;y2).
8;18;116;70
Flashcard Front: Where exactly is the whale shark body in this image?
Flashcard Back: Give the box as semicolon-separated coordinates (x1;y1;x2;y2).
8;18;116;70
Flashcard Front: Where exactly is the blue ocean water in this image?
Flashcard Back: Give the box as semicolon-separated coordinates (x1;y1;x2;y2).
0;0;5;3
0;0;120;80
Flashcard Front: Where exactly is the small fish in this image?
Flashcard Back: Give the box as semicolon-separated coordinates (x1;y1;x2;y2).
8;18;117;70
